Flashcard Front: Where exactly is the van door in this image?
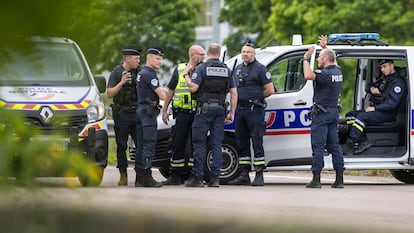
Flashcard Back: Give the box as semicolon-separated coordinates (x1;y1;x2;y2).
263;49;315;167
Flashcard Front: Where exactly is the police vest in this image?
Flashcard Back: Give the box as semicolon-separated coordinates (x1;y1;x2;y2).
172;63;197;110
113;67;138;106
197;62;229;103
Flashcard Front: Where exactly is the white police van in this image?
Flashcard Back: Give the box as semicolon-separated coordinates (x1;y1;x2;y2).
0;37;108;186
155;33;414;184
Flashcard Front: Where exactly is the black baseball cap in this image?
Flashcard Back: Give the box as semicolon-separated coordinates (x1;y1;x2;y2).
121;45;141;55
244;40;255;48
379;59;393;65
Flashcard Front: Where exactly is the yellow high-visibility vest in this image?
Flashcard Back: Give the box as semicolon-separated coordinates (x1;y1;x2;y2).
172;63;197;110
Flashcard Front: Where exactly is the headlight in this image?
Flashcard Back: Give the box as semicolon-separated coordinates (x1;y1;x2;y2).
87;96;105;122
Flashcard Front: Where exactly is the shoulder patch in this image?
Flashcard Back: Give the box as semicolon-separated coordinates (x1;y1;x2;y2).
265;72;271;80
191;73;197;79
315;69;322;73
394;86;402;94
151;78;158;86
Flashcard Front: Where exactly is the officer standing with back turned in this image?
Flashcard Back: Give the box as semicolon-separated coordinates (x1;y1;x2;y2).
106;45;141;186
183;43;237;187
135;46;166;187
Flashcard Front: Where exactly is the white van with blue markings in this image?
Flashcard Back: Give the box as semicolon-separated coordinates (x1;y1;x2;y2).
155;33;414;184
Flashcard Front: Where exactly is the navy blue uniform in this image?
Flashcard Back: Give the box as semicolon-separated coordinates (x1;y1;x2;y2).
233;59;271;171
311;65;344;173
107;65;138;171
135;66;161;170
190;58;235;178
346;71;406;142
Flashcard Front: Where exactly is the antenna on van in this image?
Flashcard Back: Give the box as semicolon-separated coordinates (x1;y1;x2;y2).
260;38;274;50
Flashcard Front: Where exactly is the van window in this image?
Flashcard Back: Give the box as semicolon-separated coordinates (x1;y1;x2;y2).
267;55;305;93
0;42;90;86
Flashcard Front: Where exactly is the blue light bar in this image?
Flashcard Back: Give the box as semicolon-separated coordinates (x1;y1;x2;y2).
329;33;380;41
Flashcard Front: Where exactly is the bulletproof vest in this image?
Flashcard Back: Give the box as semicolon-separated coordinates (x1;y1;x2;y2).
172;63;197;110
113;68;138;106
196;62;229;103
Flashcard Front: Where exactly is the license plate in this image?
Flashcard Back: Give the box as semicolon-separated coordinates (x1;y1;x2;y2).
30;137;70;151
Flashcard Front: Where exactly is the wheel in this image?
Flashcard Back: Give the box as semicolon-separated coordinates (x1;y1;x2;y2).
78;166;104;187
390;169;414;184
204;135;239;183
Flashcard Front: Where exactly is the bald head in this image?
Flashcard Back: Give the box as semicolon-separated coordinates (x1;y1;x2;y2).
207;43;221;59
188;45;205;65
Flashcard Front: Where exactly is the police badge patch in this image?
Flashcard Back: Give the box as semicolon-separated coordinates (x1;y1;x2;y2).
394;86;402;93
151;78;158;86
266;72;271;80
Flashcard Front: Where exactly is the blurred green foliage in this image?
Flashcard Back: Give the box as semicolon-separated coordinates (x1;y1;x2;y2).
0;0;201;74
221;0;414;56
0;109;102;186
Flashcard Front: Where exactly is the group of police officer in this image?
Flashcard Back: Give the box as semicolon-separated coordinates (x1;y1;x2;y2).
107;41;274;187
107;35;405;188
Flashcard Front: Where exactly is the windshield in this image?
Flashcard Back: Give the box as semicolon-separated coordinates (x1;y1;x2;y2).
0;41;90;86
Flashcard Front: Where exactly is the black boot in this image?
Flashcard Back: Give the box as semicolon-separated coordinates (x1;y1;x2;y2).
163;171;182;185
331;172;344;188
227;169;251;185
135;169;145;187
306;171;321;188
117;168;128;186
208;175;220;187
141;169;162;187
184;174;204;187
252;168;264;186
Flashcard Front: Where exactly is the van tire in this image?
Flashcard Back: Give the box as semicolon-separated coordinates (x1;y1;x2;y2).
390;169;414;184
204;135;239;183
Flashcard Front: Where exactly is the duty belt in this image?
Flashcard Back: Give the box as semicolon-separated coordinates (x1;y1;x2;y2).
238;100;266;109
202;102;222;107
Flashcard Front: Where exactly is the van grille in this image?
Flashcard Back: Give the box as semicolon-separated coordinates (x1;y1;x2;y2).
26;115;88;135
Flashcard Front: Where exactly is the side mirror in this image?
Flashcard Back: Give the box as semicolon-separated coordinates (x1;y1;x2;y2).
94;75;107;93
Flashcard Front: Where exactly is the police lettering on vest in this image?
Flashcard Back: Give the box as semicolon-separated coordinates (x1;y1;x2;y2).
196;62;229;104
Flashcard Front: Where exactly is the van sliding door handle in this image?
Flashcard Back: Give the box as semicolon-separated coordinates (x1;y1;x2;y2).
293;100;307;106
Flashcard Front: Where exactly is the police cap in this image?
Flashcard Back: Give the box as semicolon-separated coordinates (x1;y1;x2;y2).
121;45;141;56
147;46;164;56
379;59;393;65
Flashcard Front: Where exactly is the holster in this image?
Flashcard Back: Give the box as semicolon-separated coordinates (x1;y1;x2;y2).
110;103;120;120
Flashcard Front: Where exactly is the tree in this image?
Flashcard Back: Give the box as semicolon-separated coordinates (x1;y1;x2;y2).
219;0;272;56
0;0;201;73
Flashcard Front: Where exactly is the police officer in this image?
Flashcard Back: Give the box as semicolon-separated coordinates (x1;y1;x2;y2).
161;45;205;185
303;45;345;188
344;59;406;155
107;45;141;186
183;43;237;187
135;46;166;187
227;41;274;186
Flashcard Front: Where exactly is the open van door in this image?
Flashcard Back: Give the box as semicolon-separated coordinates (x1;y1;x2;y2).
262;47;316;168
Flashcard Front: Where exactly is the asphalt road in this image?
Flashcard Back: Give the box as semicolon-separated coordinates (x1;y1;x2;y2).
2;167;413;233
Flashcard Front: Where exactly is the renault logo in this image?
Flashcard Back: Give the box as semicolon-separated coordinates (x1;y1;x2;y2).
40;107;53;123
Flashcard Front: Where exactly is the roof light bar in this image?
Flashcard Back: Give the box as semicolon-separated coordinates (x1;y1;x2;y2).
329;33;380;41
